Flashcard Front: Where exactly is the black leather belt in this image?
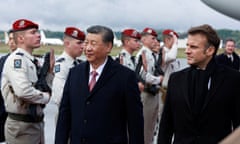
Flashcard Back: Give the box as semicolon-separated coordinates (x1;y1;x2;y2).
144;84;160;96
8;112;44;123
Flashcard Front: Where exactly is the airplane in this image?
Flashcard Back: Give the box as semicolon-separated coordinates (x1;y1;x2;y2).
114;37;122;47
113;33;122;47
40;30;63;46
201;0;240;21
4;31;9;44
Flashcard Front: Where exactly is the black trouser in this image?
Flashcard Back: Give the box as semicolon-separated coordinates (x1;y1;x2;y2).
0;112;7;142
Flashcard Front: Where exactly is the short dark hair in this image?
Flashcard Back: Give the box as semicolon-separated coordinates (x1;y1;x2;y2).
188;24;220;55
87;25;114;45
8;29;14;34
225;38;235;44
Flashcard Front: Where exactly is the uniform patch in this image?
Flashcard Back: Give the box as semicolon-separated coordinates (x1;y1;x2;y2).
54;64;60;73
14;59;22;68
121;52;126;57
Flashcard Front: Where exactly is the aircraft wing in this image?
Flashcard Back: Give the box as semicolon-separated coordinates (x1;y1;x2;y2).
201;0;240;21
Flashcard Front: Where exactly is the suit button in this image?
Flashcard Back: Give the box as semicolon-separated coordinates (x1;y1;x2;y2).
84;119;87;124
81;138;86;143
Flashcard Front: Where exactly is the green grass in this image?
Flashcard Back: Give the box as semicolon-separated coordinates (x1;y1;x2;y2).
0;43;236;58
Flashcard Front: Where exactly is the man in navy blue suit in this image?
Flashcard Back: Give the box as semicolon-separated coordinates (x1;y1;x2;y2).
0;29;17;142
55;25;144;144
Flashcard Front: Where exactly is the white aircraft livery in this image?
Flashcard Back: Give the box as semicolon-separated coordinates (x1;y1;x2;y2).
40;30;63;45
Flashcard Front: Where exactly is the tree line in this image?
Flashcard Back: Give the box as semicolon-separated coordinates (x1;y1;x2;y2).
1;29;240;47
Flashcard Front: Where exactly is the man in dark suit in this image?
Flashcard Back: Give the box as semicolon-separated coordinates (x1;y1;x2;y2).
55;25;144;144
157;24;240;144
0;29;17;142
215;38;240;71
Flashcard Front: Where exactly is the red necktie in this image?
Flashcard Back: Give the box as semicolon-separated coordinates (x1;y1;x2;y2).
89;71;98;91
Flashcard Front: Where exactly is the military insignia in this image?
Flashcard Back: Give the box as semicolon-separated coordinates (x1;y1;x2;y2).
132;30;138;37
147;29;152;34
16;52;24;56
72;30;78;37
56;57;65;63
14;59;22;68
19;20;25;28
55;64;60;73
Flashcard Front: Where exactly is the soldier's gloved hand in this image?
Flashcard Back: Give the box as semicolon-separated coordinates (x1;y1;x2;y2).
43;92;51;103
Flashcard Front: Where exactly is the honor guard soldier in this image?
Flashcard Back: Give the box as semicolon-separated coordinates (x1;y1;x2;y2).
1;19;54;144
116;28;141;70
0;29;17;143
116;29;145;92
136;27;164;144
52;27;85;108
161;29;180;88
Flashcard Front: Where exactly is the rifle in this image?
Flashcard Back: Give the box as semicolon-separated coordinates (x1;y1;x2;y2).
28;52;51;119
35;52;51;93
135;55;145;83
154;48;164;76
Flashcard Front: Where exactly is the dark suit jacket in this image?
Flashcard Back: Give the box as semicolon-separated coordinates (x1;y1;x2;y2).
55;56;144;144
158;60;240;144
0;54;9;142
215;52;240;71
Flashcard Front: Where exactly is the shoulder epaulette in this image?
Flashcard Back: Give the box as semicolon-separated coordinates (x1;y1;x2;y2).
15;52;24;56
76;59;82;63
121;52;126;57
56;58;65;63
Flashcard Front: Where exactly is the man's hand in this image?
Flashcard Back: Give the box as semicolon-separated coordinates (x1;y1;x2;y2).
138;82;145;92
170;32;178;44
141;51;148;72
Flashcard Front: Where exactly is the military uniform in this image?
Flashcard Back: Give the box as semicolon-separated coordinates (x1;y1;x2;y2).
52;52;81;106
52;26;85;106
136;45;163;144
161;45;180;88
1;48;52;144
117;49;135;71
52;27;85;130
116;28;141;71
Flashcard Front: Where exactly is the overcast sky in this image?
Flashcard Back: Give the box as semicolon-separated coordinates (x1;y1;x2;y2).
1;0;240;32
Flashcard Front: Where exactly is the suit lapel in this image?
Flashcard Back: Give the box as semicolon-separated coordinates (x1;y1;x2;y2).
81;62;90;96
182;69;192;113
201;67;225;112
87;57;117;99
69;62;90;104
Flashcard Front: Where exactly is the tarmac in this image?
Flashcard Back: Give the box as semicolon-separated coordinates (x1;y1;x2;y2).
44;99;58;144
